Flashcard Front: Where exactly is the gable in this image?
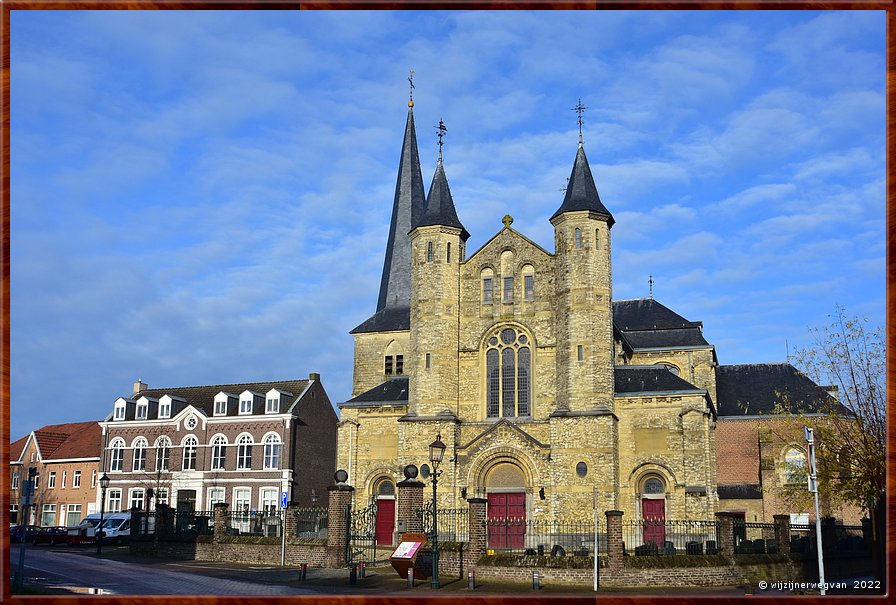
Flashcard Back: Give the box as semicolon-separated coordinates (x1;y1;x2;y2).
465;226;552;267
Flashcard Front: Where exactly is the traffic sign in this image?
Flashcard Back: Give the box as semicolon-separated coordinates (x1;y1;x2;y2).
280;491;288;509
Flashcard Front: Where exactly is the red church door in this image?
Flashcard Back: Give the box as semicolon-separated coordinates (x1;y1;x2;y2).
487;492;526;549
641;498;666;548
375;498;395;546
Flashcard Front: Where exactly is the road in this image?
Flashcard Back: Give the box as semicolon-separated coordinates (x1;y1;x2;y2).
12;546;318;595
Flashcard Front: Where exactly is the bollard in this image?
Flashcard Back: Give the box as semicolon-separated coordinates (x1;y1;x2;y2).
350;564;357;585
407;567;415;588
532;571;540;590
300;563;307;581
467;568;476;590
359;561;366;578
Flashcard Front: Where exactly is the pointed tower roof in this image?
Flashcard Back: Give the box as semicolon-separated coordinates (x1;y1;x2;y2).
352;105;425;334
416;160;470;241
550;144;615;225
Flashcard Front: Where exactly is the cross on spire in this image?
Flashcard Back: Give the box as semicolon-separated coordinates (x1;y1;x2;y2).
649;274;654;299
436;118;447;162
408;69;415;107
572;98;587;146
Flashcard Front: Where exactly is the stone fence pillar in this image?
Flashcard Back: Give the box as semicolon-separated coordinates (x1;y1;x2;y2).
396;464;425;539
605;510;624;572
715;512;735;558
773;514;791;554
325;470;354;568
467;498;488;562
213;502;229;543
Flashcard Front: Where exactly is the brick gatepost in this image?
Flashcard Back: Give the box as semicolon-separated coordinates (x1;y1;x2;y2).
325;471;354;568
213;502;229;543
605;510;624;571
773;514;791;554
715;512;735;558
466;497;488;562
396;464;425;536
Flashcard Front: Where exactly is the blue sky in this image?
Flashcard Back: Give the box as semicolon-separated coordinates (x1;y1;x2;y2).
8;10;885;439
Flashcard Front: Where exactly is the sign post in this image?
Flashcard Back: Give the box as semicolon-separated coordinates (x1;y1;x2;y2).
13;469;36;593
280;491;288;567
805;427;826;595
593;488;599;592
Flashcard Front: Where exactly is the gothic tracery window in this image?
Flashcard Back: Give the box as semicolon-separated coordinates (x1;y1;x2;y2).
486;326;531;418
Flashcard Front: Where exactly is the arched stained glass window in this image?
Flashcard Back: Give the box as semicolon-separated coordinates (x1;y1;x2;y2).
644;477;664;494
485;326;532;418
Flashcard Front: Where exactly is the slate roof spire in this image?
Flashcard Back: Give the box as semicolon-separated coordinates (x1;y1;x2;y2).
375;98;427;313
416;119;470;241
550;100;615;225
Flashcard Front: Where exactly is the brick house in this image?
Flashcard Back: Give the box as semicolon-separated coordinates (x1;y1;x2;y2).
10;421;102;527
98;374;336;517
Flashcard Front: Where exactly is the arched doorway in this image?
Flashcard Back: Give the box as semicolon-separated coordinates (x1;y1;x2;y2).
373;478;395;546
639;475;666;548
485;462;527;548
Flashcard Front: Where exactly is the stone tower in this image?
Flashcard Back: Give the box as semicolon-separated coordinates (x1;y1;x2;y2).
550;142;616;413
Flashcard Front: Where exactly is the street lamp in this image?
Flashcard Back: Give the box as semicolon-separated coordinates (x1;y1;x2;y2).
428;433;446;589
97;473;110;555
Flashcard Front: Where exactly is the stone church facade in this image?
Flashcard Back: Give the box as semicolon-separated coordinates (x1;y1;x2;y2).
337;99;722;536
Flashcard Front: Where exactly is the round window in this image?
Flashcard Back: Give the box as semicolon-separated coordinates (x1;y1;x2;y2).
644;478;664;494
420;464;431;479
501;329;516;344
576;462;588;477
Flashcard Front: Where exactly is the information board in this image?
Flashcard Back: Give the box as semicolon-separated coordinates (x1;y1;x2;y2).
391;541;424;559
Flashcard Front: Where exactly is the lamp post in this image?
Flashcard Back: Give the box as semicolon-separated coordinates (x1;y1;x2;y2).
428;433;446;589
97;473;110;555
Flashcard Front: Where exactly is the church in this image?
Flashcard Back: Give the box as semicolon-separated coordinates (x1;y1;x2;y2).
336;90;843;543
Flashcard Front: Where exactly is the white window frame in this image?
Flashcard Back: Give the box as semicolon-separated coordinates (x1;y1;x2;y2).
73;470;81;488
133;437;148;471
214;396;228;416
237;434;253;470
158;397;171;419
260;488;278;514
108;489;122;513
239;398;253;415
114;400;126;420
266;398;278;413
263;433;281;470
182;436;198;471
208;487;226;508
136;400;148;420
41;504;57;526
66;504;82;526
130;488;145;511
12;472;19;490
91;470;97;488
48;471;57;489
210;435;227;470
62;471;67;489
155;436;171;471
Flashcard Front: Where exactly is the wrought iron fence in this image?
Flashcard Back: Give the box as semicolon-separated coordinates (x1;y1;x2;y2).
419;505;469;542
733;521;780;554
484;517;605;556
132;511;156;536
292;506;328;539
789;523;816;553
833;524;866;551
345;501;380;566
223;509;284;537
622;519;720;556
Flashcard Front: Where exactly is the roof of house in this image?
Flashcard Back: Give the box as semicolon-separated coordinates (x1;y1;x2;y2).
614;366;705;395
114;379;311;421
10;420;103;462
715;363;841;417
612;298;710;352
350;305;411;334
416;160;470;240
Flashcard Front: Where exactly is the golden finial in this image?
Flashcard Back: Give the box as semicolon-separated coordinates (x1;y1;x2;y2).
408;69;415;107
503;215;514;228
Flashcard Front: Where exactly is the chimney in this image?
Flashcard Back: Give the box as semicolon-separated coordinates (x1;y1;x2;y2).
309;372;320;382
133;379;148;395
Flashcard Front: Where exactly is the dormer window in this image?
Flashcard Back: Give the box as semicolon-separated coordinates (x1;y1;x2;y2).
267;398;277;413
214;394;229;416
240;398;252;415
136;399;148;420
159;397;171;419
114;399;126;421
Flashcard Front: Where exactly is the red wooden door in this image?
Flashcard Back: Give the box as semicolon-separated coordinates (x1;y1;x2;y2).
487;492;526;549
375;498;395;546
641;499;666;548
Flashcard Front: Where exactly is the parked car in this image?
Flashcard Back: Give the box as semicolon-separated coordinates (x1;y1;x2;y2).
31;526;71;546
99;513;131;544
10;525;40;543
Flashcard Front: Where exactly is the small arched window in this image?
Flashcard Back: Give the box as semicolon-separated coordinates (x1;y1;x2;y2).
182;436;198;470
376;479;395;497
132;437;148;471
155;436;171;471
210;435;227;470
109;438;125;472
575;228;582;249
237;434;254;470
595;228;600;249
427;241;434;262
263;434;281;469
643;477;665;494
447;242;451;263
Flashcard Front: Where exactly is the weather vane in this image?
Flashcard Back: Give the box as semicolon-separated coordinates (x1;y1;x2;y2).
649;274;654;299
408;69;415;107
436;119;447;162
572;98;587;145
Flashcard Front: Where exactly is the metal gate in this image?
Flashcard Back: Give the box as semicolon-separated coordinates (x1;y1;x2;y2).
345;501;379;566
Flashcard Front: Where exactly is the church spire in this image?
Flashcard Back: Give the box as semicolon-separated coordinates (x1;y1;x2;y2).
374;91;427;313
417;119;470;241
550;100;614;226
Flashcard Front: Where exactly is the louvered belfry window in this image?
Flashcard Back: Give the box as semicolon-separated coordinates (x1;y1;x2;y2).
485;327;531;418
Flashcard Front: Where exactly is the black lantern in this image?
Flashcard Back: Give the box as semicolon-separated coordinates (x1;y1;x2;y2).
429;434;446;468
97;473;110;554
428;433;446;589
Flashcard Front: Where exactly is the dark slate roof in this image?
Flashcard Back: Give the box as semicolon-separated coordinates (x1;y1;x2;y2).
620;327;709;349
613;298;702;331
614;366;704;394
116;379;310;421
717;484;763;499
350;305;411;334
550;145;614;225
341;377;409;406
416;161;470;240
376;108;427;313
715;363;842;417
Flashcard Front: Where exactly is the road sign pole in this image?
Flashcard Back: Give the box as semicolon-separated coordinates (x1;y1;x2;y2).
805;427;826;595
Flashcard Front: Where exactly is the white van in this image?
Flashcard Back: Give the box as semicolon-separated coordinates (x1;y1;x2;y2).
99;513;132;544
